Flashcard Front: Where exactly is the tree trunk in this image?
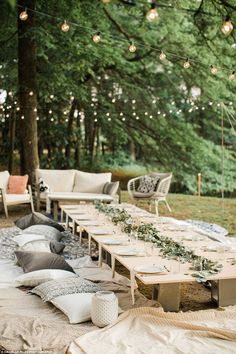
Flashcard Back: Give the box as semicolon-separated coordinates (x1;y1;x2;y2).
65;99;77;166
18;0;39;183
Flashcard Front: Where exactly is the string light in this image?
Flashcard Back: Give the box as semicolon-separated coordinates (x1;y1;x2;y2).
21;115;24;120
93;32;101;43
61;20;70;32
183;58;190;69
16;107;20;111
29;91;34;96
101;0;111;3
210;65;218;75
19;8;28;21
221;17;233;35
229;71;235;81
36;116;39;121
50;94;54;99
146;3;158;22
159;51;166;61
122;117;126;121
128;41;136;53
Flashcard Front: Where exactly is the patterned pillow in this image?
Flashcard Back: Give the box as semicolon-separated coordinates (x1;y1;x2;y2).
137;175;159;193
30;277;100;302
22;225;62;242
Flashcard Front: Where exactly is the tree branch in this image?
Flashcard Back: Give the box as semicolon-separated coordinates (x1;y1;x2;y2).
103;7;132;41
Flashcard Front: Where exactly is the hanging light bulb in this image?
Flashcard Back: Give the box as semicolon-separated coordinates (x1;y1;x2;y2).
229;71;235;81
221;17;233;35
183;58;190;69
146;3;158;22
29;91;34;96
101;0;111;3
93;32;101;43
61;20;70;32
210;65;218;75
19;8;28;21
128;41;136;53
159;51;166;61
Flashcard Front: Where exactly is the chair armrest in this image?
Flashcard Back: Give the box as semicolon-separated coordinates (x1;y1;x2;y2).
127;177;141;196
0;187;6;199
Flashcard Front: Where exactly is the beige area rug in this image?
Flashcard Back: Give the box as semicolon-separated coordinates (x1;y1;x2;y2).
68;306;236;354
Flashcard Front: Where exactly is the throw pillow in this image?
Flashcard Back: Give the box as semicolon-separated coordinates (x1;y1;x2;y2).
7;175;28;194
137;175;159;193
13;233;46;247
103;181;119;195
50;240;65;254
15;212;65;232
19;240;51;253
50;293;94;324
15;269;77;287
15;251;75;273
30;277;100;302
0;170;10;190
22;224;62;242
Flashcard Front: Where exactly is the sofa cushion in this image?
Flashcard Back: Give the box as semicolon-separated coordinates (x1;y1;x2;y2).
35;169;76;192
15;269;77;287
103;181;119;195
73;171;112;193
15;251;75;273
15;212;65;232
7;175;28;194
0;170;10;190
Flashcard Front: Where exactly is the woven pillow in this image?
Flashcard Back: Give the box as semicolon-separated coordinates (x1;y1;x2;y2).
15;212;64;232
7;175;28;194
15;251;75;274
137;175;159;193
22;225;62;242
30;277;100;302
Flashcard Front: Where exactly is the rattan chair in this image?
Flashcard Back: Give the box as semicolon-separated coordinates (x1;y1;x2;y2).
127;173;172;216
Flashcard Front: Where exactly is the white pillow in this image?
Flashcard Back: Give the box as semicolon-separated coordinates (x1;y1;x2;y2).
73;171;112;193
19;240;51;253
15;269;77;287
13;233;46;247
50;293;94;323
0;170;10;190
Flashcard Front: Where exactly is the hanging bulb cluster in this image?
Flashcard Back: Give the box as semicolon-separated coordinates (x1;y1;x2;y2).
221;17;233;35
93;32;101;43
183;58;190;69
19;8;28;21
128;41;136;53
146;3;158;22
61;20;70;32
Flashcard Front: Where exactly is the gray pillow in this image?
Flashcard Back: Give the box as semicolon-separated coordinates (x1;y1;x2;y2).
103;181;119;195
50;240;65;254
15;251;75;274
22;225;62;242
30;277;100;302
137;175;159;193
15;212;65;232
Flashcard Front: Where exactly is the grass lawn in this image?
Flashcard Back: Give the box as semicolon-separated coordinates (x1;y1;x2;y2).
121;192;236;236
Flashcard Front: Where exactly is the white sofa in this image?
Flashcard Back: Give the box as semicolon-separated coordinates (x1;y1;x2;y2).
35;169;119;216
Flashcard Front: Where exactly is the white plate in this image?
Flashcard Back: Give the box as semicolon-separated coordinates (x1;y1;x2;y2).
134;265;165;274
115;249;138;256
79;222;102;226
89;229;112;235
102;239;125;245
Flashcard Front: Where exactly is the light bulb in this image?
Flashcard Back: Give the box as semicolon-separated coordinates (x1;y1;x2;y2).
21;115;24;120
93;32;101;43
16;107;20;111
61;20;70;32
36;117;39;121
221;18;233;35
159;51;166;61
19;8;28;21
29;91;33;96
129;42;136;53
50;94;54;99
146;3;158;22
183;58;190;69
210;65;218;75
101;0;111;3
229;71;235;81
122;117;125;121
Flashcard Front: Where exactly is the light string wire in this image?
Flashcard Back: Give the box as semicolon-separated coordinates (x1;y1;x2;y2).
16;4;235;75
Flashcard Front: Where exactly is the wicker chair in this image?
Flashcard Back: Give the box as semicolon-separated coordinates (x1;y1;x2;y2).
127;173;172;216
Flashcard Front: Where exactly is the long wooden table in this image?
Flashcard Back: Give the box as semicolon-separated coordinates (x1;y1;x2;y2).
61;203;236;311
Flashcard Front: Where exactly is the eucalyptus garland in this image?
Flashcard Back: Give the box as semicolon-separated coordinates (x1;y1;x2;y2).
95;202;222;277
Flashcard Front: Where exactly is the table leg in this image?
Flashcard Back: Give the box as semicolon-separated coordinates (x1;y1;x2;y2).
53;201;58;220
130;270;136;305
72;220;76;235
211;279;236;307
111;255;116;278
152;283;180;312
65;214;69;229
60;208;64;223
88;234;91;255
79;227;83;244
98;244;103;267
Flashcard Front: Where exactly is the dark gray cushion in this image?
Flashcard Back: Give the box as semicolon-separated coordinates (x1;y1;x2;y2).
22;225;62;242
15;212;64;232
50;241;65;254
103;181;119;195
15;251;75;273
30;277;100;302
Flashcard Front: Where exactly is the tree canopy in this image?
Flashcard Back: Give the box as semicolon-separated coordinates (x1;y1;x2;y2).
0;0;235;194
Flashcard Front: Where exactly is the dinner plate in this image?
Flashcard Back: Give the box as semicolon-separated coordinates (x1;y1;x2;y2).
134;265;165;274
102;239;126;245
89;229;112;235
115;249;139;256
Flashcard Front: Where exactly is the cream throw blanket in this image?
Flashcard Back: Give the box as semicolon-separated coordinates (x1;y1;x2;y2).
68;306;236;354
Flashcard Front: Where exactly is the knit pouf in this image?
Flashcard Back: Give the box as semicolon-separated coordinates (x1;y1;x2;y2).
91;291;118;327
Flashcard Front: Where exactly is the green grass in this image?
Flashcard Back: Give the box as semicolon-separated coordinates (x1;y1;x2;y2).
121;192;236;236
